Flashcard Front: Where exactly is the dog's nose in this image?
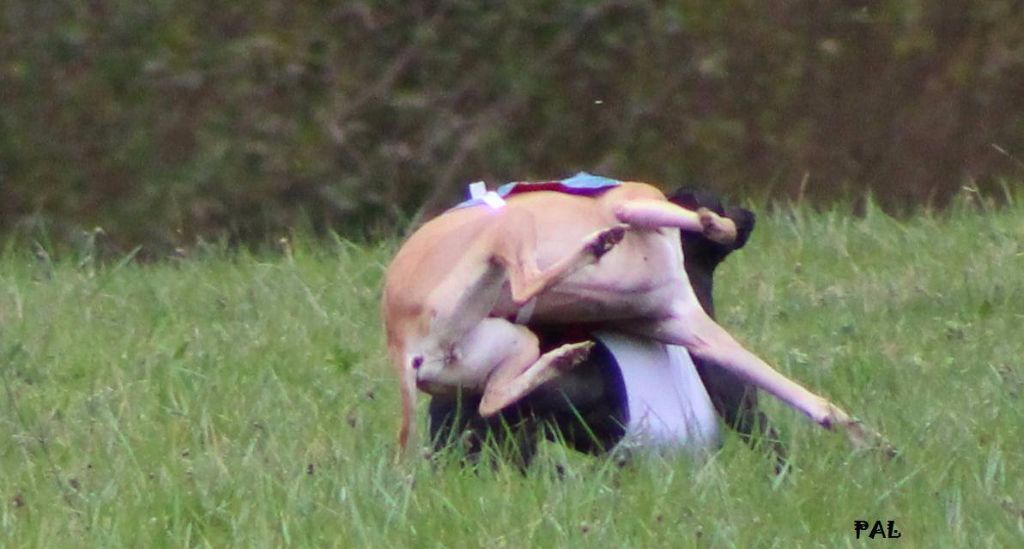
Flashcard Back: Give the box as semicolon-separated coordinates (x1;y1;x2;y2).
411;356;424;370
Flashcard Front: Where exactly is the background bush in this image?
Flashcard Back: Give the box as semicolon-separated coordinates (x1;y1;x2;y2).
3;0;1024;252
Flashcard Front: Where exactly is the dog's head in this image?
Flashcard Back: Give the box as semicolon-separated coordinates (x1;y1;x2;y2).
668;188;755;271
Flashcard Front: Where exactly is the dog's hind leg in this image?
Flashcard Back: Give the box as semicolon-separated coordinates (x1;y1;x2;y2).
479;340;594;417
399;212;623;454
491;207;626;306
432;317;594;418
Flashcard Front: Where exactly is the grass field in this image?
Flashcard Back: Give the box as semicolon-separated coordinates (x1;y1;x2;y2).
2;199;1023;547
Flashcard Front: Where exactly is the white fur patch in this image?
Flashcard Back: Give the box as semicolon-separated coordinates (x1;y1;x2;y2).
594;331;720;455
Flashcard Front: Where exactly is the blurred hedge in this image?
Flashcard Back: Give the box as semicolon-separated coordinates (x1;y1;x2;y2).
3;1;1024;253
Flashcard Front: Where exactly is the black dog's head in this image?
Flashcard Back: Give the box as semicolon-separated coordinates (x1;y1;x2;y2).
668;188;755;316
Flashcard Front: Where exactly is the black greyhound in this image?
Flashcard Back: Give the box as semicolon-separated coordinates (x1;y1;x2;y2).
426;189;785;468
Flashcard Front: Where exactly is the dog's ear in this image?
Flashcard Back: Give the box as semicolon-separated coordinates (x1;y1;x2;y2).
669;188;724;215
724;206;755;250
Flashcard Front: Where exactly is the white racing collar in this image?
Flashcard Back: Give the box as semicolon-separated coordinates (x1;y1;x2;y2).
468;181;507;209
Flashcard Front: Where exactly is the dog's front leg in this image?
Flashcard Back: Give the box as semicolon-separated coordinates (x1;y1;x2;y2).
613;199;738;244
633;303;893;454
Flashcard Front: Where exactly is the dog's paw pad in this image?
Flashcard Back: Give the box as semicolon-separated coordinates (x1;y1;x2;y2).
585;226;626;259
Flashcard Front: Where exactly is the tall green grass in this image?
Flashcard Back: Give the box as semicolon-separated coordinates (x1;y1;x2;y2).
2;201;1023;547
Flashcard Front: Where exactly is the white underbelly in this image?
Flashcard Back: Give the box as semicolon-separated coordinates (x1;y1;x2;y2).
594;331;720;455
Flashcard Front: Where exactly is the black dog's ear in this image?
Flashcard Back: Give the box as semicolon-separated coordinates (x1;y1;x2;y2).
669;188;724;215
724;206;755;250
669;186;756;252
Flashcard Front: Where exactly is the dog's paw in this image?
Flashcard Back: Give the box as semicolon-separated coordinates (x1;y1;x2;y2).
698;208;737;245
478;341;596;417
551;341;595;371
843;418;899;459
584;225;627;259
820;405;899;459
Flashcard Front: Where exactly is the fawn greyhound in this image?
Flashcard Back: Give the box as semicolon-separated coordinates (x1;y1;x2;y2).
426;189;786;467
382;174;884;455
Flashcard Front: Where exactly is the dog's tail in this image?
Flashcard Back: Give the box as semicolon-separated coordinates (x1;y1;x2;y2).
389;342;419;462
